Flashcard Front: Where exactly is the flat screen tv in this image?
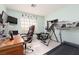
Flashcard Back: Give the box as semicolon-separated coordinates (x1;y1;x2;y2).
7;16;17;24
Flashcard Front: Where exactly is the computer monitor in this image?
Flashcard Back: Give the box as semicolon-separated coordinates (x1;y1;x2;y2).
2;11;8;23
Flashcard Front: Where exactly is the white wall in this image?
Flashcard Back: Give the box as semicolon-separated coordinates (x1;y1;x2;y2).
0;5;6;14
6;9;45;34
45;5;79;44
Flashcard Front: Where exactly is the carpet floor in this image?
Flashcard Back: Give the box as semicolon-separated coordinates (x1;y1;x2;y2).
45;41;79;55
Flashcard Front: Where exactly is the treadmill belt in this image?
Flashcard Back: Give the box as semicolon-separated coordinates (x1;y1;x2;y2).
45;42;79;55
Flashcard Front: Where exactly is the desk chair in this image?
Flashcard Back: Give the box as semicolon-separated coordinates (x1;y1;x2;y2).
21;25;35;53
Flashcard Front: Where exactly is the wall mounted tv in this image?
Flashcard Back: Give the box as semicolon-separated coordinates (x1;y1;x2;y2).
7;16;17;24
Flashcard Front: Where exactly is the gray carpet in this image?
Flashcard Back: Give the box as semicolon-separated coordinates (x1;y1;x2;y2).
45;41;79;55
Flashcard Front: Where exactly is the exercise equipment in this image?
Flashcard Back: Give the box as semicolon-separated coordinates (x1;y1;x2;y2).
36;19;59;46
36;32;49;46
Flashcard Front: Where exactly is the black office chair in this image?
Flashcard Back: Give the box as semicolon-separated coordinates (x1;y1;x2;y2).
21;25;35;52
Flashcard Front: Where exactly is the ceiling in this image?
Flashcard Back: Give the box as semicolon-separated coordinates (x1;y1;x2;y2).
5;4;67;16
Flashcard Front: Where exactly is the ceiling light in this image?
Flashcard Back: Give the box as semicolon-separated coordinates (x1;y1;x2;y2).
31;4;37;7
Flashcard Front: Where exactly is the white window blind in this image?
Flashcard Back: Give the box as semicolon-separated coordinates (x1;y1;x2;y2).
20;17;36;33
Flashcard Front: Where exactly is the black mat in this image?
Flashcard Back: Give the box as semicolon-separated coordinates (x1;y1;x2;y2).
45;41;79;55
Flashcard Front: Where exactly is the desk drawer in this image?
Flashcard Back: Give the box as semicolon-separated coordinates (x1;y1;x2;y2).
0;45;24;55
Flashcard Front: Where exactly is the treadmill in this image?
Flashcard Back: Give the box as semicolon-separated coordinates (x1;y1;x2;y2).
44;20;79;55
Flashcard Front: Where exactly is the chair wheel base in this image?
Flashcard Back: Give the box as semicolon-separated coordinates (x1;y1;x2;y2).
32;50;34;52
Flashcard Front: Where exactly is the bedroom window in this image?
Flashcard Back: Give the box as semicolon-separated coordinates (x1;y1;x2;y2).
20;17;36;33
